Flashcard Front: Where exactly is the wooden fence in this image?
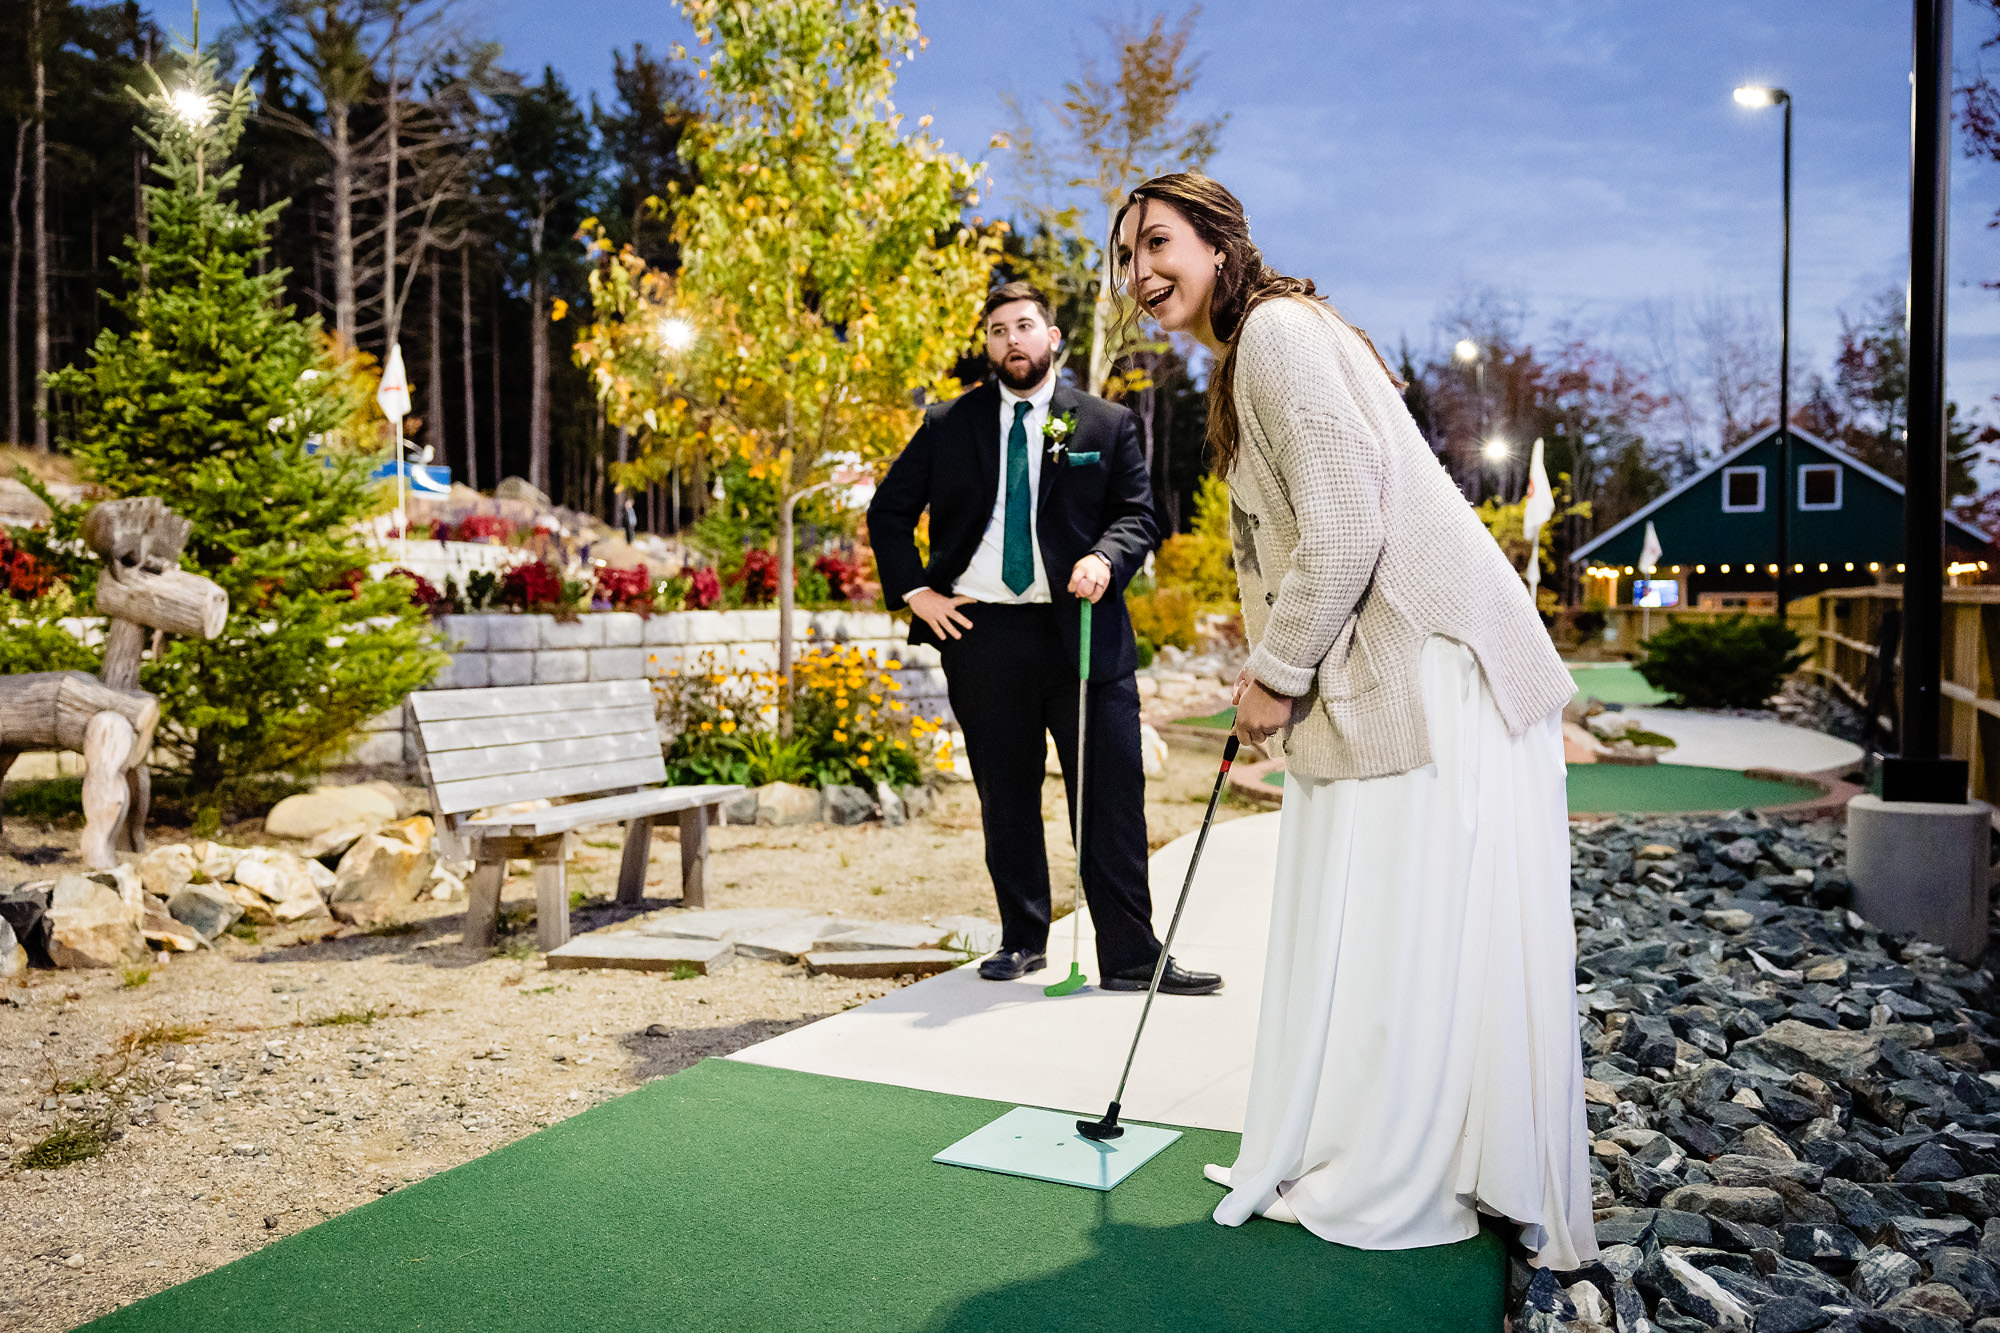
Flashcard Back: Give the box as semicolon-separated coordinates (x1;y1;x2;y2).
1811;585;2000;807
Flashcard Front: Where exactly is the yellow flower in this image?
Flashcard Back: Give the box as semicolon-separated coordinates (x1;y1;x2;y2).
720;720;737;734
860;741;872;752
833;730;847;742
889;702;904;712
868;693;881;704
700;722;714;732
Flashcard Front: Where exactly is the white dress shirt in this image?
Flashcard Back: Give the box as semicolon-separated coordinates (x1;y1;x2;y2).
947;374;1055;603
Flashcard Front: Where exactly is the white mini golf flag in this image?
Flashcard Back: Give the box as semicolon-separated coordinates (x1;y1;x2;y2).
376;343;411;422
1639;520;1662;575
1522;436;1555;591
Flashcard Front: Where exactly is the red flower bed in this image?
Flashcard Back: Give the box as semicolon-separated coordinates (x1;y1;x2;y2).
386;566;444;612
683;565;720;610
813;552;858;602
500;560;565;611
452;515;515;544
0;531;54;600
595;564;652;612
732;549;778;605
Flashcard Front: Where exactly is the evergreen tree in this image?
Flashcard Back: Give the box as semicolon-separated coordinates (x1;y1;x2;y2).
47;31;440;815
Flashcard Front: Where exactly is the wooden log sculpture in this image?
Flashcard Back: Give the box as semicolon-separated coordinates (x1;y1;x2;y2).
0;498;228;867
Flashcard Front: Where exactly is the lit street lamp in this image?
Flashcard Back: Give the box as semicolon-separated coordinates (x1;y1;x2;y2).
1735;81;1793;620
1454;339;1489;496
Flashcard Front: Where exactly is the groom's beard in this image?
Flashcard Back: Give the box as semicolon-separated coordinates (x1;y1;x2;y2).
990;345;1054;393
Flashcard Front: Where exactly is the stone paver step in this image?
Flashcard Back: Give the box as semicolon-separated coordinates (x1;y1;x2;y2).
546;934;735;974
802;949;966;980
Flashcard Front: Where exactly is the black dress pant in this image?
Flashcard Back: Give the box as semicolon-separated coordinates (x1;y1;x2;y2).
939;602;1160;976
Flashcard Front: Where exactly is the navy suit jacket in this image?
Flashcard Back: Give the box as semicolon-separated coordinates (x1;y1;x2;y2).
867;378;1159;681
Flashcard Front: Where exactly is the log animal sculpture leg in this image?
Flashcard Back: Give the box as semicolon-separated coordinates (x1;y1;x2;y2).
121;766;151;854
79;711;137;870
0;750;15;842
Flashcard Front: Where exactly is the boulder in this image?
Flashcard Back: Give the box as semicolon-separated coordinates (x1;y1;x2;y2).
1139;722;1168;778
231;848;314;901
87;864;144;918
0;888;52;967
1853;1246;1922;1306
136;843;198;897
0;917;24;978
190;839;241;882
326;831;433;927
753;782;823;827
1660;1185;1785;1226
46;874;145;968
875;781;906;828
141;906;202;953
1884;1282;1976;1326
899;785;934;820
1735;1019;1933;1083
167;882;243;940
823;784;876;827
264;783;398;841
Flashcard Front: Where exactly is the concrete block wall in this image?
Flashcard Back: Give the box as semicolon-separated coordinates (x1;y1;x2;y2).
335;608;950;770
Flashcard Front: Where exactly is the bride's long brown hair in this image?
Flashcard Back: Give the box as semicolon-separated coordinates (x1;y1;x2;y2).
1112;172;1401;477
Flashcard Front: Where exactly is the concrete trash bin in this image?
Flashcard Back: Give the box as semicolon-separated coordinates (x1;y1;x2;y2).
1846;793;1993;963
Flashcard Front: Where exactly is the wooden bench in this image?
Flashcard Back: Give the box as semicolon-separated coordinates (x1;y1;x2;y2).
408;679;744;951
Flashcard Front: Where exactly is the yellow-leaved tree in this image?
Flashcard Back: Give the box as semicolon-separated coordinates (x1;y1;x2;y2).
573;0;1002;716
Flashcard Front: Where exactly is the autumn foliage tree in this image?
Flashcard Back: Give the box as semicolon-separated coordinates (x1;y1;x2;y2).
573;0;1000;704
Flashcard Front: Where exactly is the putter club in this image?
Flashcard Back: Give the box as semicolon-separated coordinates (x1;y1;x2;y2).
1077;730;1242;1142
1044;598;1094;998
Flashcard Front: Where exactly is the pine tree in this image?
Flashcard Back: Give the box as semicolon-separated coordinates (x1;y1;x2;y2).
48;31;440;814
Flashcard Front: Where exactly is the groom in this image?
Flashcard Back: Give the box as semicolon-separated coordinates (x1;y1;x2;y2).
868;281;1222;995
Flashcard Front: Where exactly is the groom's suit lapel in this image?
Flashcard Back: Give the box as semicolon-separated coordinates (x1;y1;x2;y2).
967;379;1002;517
1038;380;1084;510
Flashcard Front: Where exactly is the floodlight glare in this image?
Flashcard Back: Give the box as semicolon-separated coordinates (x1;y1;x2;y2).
1734;85;1777;107
1482;437;1508;461
168;86;213;127
1453;338;1479;363
657;317;696;351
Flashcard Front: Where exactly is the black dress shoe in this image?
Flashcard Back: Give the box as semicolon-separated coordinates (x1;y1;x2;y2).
1102;956;1223;996
977;948;1047;981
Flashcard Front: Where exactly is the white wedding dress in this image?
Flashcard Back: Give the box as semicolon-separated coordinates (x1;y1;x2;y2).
1212;636;1597;1271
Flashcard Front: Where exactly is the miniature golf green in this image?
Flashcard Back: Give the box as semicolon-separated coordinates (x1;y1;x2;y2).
1567;663;1670;706
84;1059;1504;1333
1262;761;1819;815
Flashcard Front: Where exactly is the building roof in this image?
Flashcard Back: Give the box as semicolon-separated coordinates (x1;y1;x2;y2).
1567;425;1993;565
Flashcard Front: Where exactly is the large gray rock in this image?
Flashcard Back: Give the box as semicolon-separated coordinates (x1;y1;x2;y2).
1853;1245;1922;1306
167;883;242;941
875;781;905;827
264;784;397;842
46;875;145;968
823;784;876;827
899;785;934;820
141;905;202;953
1660;1184;1784;1226
0;917;23;978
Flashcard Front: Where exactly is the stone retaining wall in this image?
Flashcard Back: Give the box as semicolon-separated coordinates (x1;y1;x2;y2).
337;609;949;770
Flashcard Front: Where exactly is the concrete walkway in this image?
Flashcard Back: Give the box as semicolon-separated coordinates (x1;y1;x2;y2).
1619;707;1862;774
731;812;1280;1134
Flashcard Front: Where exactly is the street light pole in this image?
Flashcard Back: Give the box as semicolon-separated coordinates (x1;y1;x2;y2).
1736;84;1793;621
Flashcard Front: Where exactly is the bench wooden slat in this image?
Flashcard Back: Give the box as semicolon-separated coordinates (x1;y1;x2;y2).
464;784;744;837
417;704;657;755
410;679;651;724
423;730;662;785
433;753;668;815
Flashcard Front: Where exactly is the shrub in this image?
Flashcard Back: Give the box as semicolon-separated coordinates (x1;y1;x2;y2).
813;552;858;602
0;529;54;599
452;515;515;544
1127;584;1197;650
683;565;721;610
1636;615;1809;710
732;549;778;605
385;567;444;614
1154;474;1238;608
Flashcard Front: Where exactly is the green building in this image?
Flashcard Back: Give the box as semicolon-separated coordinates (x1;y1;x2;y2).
1567;425;1996;608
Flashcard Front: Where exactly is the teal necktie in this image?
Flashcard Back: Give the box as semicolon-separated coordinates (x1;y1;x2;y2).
1002;400;1034;594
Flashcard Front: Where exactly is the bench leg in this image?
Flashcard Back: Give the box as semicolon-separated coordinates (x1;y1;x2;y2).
463;858;504;948
534;843;570;952
679;805;709;909
615;816;656;906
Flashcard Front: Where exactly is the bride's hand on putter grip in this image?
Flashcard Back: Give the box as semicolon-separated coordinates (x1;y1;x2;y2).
907;588;976;640
1232;670;1292;746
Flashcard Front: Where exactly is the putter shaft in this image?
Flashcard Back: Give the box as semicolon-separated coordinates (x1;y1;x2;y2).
1105;734;1240;1111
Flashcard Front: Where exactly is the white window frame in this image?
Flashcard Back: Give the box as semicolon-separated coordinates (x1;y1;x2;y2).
1722;465;1766;513
1798;463;1843;511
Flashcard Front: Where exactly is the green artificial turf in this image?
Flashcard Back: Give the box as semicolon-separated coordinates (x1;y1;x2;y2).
1565;762;1821;814
85;1059;1505;1333
1566;663;1670;706
1262;760;1819;817
1175;707;1237;729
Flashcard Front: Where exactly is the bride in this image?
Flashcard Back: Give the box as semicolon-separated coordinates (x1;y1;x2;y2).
1113;172;1596;1271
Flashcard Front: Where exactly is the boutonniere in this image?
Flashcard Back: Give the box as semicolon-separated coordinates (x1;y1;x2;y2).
1042;412;1098;467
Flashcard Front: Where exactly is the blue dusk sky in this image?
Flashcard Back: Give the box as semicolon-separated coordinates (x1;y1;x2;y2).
473;0;2000;444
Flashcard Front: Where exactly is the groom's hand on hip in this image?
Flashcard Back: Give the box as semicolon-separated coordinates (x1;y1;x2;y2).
1068;554;1112;603
908;588;976;640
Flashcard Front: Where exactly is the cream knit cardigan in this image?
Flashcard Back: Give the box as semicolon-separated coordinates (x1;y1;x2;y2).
1229;296;1574;781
